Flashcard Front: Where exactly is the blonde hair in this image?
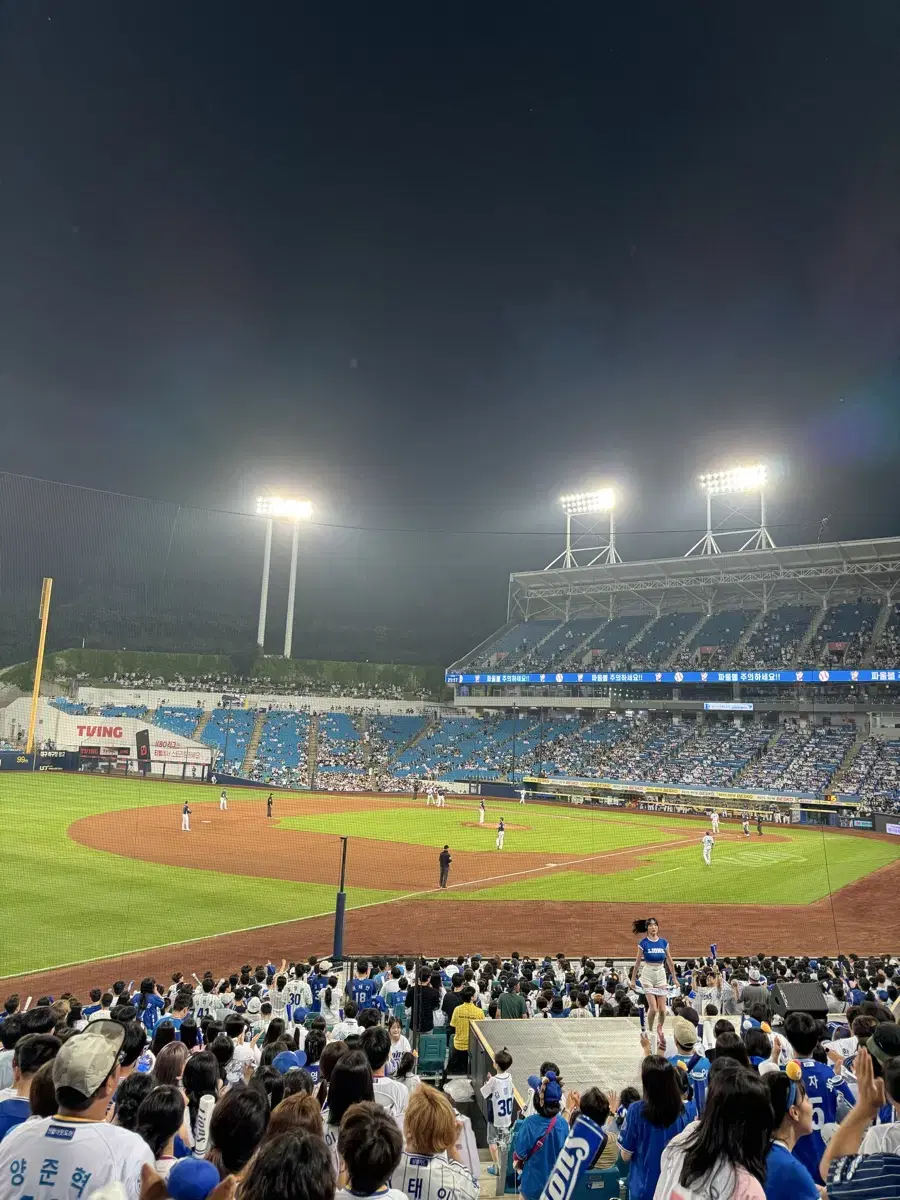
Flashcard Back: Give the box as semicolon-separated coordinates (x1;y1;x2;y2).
403;1084;458;1154
264;1093;324;1142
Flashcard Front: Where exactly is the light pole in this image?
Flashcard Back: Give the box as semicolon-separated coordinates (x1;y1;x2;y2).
685;464;774;557
545;488;621;570
256;496;314;657
256;517;273;649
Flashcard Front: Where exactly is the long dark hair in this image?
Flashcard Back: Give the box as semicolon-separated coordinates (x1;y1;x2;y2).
135;1084;185;1159
641;1056;684;1128
632;917;659;935
324;1050;374;1125
182;1051;219;1131
679;1066;773;1188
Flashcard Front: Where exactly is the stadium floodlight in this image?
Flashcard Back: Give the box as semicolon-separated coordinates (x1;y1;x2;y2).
686;463;775;556
559;488;616;516
547;487;622;570
256;496;314;520
255;496;314;658
698;464;768;497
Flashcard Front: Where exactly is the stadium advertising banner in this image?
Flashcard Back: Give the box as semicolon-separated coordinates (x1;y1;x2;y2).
445;667;900;686
0;751;80;771
703;701;754;711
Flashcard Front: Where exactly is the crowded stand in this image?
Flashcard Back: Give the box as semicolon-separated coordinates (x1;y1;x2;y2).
248;711;311;789
683;609;754;670
811;601;880;667
316;713;368;789
738;605;817;668
869;604;900;669
739;724;857;794
453;600;900;675
627;612;699;670
840;737;900;810
98;671;437;701
1;949;899;1200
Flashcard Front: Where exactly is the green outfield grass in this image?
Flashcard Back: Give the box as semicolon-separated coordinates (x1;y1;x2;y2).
0;776;398;978
448;825;899;905
277;803;681;853
2;775;896;978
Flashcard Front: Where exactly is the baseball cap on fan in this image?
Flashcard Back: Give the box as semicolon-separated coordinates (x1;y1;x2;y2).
527;1071;562;1104
749;968;762;982
53;1018;124;1096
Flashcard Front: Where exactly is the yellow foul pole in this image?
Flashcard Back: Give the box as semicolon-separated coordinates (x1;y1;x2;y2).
25;577;53;755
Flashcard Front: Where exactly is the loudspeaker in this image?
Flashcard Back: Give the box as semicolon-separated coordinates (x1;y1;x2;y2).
770;982;827;1021
136;729;151;763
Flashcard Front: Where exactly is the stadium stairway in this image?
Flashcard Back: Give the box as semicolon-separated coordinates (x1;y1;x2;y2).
623;614;658;656
733;723;786;784
666;612;710;667
830;729;869;789
862;601;894;666
733;609;767;663
240;711;268;776
308;715;319;788
193;708;214;742
792;605;828;665
571;619;608;665
392;713;440;762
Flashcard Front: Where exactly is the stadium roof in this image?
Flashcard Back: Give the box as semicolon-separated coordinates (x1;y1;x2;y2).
508;535;900;619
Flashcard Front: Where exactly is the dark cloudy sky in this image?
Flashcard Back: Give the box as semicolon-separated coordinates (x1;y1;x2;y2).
1;2;899;661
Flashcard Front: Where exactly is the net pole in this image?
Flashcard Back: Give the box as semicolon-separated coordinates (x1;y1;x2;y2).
25;577;53;755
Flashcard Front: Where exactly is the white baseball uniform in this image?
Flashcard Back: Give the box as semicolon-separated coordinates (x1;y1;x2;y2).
702;833;714;865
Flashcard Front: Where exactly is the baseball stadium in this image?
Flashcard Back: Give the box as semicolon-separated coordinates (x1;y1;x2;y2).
2;475;899;1001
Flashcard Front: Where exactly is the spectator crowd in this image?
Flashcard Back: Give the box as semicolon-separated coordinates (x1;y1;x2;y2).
2;949;899;1200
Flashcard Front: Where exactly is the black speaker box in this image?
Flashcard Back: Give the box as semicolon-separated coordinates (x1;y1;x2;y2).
770;981;828;1021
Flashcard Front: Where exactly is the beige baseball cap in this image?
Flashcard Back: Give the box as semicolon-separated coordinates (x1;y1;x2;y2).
53;1019;125;1096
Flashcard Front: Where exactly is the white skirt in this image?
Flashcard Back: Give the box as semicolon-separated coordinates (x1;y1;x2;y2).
639;964;669;996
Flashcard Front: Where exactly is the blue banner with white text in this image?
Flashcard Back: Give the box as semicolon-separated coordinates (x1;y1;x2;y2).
445;666;900;686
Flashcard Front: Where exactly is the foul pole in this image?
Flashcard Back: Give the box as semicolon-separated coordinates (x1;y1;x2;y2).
26;577;53;754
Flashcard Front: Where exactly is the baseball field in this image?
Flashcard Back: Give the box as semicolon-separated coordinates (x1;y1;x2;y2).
2;773;898;996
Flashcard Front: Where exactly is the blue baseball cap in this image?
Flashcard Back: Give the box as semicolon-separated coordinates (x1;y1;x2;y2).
167;1159;221;1200
272;1049;307;1074
527;1070;562;1104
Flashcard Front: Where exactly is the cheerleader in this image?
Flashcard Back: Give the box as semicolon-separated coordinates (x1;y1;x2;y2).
629;917;678;1048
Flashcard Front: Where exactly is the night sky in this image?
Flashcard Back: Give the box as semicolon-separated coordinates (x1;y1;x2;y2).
1;2;900;663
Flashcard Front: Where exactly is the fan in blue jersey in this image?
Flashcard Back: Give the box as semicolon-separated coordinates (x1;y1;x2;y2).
764;1070;821;1200
132;978;165;1033
347;960;379;1010
667;1016;712;1114
308;965;329;1012
782;1011;855;1184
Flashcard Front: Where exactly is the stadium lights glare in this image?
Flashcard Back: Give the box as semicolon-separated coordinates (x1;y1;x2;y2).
698;464;768;496
559;488;616;516
256;496;314;520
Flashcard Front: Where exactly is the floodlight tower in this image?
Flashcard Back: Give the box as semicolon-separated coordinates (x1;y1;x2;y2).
685;464;775;557
255;496;314;657
545;488;622;570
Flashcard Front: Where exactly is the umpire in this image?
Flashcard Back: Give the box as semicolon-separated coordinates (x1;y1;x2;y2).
438;844;452;889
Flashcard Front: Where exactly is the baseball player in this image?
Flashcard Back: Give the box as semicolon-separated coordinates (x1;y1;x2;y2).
519;788;527;805
710;810;719;834
425;785;433;806
756;812;763;836
479;799;485;825
220;789;228;811
496;818;505;850
742;813;750;838
267;793;274;818
701;831;715;866
182;801;191;831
